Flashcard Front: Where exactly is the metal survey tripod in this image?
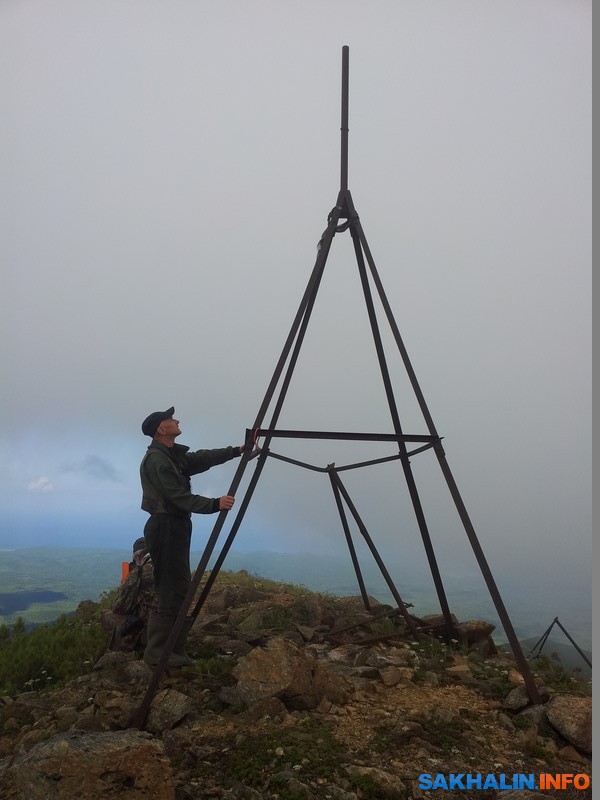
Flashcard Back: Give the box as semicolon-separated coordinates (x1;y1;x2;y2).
130;46;540;729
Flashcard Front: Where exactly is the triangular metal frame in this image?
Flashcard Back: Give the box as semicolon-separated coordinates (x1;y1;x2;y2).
131;46;540;728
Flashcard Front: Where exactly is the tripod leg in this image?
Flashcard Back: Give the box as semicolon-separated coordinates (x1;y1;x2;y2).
328;466;371;611
331;470;419;636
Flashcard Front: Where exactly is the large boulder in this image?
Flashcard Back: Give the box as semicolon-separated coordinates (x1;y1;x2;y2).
10;730;175;800
546;694;592;754
455;619;495;644
145;689;196;733
232;636;351;710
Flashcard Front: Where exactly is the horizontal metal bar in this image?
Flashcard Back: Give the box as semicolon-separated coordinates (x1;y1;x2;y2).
259;428;438;443
335;453;402;472
406;441;439;458
262;448;433;477
265;443;438;475
337;441;439;470
266;450;330;473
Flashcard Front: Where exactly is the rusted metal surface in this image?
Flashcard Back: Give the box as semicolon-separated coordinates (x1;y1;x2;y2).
328;466;371;612
330;470;419;637
340;45;349;192
257;429;438;443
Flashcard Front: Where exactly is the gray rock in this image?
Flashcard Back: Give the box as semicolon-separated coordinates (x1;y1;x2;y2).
502;685;531;711
455;619;495;644
146;689;196;733
345;765;406;793
546;694;592;754
232;636;351;710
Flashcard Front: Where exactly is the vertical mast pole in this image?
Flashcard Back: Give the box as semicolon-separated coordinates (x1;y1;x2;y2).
340;45;349;192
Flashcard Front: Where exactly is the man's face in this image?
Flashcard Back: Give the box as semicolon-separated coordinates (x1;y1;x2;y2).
158;417;181;437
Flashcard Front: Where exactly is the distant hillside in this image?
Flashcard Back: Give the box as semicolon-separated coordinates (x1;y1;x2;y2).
0;547;592;656
215;550;593;653
0;547;125;626
520;636;592;678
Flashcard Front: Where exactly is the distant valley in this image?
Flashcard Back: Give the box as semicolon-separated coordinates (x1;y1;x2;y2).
0;546;591;674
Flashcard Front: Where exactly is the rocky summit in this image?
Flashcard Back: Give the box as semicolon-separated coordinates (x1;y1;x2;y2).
0;571;592;799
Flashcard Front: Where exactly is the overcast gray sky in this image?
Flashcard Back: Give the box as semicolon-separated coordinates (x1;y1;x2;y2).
1;1;591;634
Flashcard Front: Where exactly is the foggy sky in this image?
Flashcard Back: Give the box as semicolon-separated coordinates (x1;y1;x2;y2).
1;2;592;630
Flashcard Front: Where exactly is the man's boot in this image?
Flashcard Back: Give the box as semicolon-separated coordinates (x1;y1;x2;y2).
173;616;195;666
143;611;195;667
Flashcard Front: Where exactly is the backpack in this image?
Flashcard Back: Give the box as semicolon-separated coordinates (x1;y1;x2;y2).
113;557;149;616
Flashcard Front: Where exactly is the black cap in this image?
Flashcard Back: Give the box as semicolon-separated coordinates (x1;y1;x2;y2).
141;406;175;437
132;537;146;555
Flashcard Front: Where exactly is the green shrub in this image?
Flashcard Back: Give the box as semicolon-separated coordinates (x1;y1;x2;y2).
532;653;591;695
206;718;345;789
346;773;405;799
0;615;109;697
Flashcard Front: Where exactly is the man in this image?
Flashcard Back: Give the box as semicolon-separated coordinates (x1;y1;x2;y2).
129;536;149;573
140;406;245;666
